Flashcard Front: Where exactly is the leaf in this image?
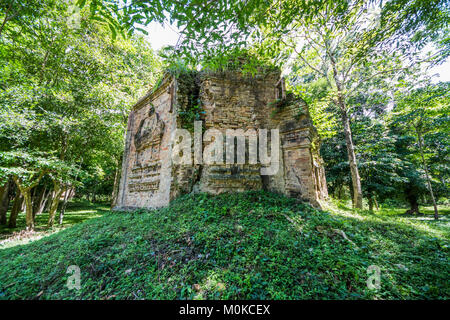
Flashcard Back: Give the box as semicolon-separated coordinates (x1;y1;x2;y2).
135;27;148;36
76;0;87;8
109;24;117;40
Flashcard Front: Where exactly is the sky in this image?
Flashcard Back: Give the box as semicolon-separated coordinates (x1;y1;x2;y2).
144;22;450;82
430;60;450;82
145;21;181;52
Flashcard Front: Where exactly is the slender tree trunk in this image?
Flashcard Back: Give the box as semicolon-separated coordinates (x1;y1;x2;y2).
368;191;374;213
8;193;23;228
48;183;63;227
338;185;343;200
348;180;354;207
45;191;54;212
32;185;46;220
23;190;34;230
417;129;439;220
341;110;363;209
328;50;363;209
0;181;11;225
59;185;70;225
111;160;121;208
38;188;50;215
374;197;379;211
12;172;45;230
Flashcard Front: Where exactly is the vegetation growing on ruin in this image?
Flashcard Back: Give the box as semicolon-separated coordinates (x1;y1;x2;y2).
173;70;202;133
150;62;202;133
0;192;448;299
202;51;280;76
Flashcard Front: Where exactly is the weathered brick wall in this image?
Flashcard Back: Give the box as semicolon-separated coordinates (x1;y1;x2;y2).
114;67;328;210
196;70;279;194
269;99;329;206
116;74;176;209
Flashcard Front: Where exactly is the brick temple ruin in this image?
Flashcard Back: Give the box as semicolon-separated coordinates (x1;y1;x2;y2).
114;64;328;210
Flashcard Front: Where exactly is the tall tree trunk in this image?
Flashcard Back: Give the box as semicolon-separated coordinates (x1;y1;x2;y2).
37;188;50;215
48;183;63;227
12;172;45;230
0;181;11;225
32;185;46;220
417;129;439;220
328;50;363;209
374;197;379;211
45;191;54;212
368;191;374;213
348;180;354;207
111;160;121;209
23;190;34;230
20;198;26;211
405;186;420;215
341;110;363;209
59;186;70;225
8;193;23;228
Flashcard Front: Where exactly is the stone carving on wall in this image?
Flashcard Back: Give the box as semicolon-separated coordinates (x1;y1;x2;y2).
127;106;165;194
133;106;165;167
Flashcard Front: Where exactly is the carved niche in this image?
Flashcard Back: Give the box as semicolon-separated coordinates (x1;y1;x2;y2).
128;105;165;193
133;105;165;167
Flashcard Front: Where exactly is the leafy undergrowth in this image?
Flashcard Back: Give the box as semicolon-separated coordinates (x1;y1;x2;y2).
0;191;448;300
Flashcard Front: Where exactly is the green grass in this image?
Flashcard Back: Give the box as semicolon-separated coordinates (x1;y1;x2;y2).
0;191;448;300
0;200;109;248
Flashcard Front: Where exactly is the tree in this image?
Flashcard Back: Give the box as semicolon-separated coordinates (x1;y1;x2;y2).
353;117;406;211
390;82;449;219
265;0;449;209
0;152;49;230
277;2;390;208
0;0;161;230
8;192;23;228
0;178;11;224
47;162;82;227
319;98;407;211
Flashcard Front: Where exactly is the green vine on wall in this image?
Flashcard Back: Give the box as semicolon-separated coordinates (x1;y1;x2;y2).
168;65;204;132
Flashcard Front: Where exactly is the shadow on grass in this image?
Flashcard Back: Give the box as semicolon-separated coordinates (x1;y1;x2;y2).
333;199;449;219
0;199;109;242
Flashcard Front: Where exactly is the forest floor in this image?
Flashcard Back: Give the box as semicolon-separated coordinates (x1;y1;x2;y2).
0;192;448;299
0;200;109;248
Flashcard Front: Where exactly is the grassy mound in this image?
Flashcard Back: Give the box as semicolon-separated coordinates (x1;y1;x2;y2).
0;191;448;299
